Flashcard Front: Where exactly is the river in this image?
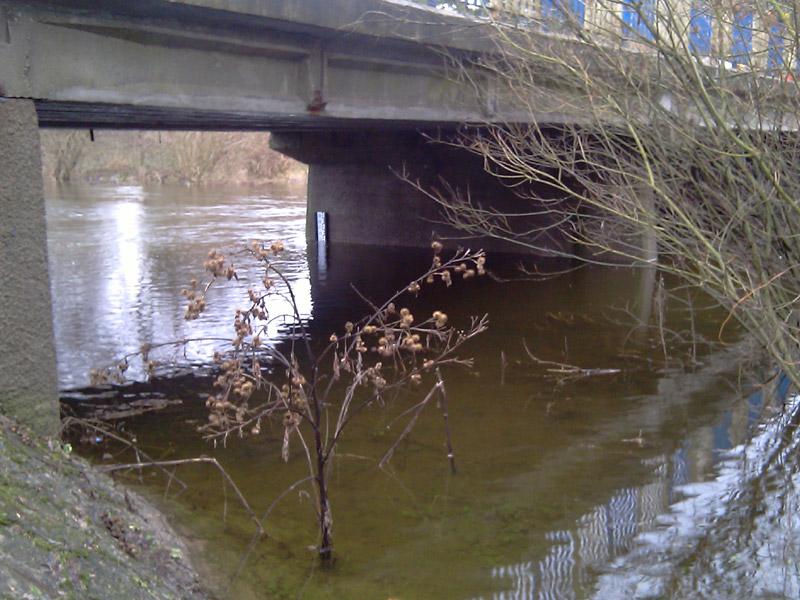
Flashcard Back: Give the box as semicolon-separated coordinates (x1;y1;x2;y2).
45;183;799;599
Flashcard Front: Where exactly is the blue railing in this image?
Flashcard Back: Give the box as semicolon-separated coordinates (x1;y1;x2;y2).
541;0;586;32
767;22;785;72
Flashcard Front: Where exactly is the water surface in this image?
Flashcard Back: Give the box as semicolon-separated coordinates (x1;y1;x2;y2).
46;183;792;599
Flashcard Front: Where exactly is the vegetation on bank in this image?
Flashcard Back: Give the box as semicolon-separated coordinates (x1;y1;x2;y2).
0;415;208;599
40;130;306;187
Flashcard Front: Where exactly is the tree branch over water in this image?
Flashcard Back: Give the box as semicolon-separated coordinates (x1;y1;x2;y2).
425;0;800;391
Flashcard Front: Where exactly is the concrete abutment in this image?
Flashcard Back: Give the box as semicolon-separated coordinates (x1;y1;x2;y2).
270;130;574;254
0;99;60;436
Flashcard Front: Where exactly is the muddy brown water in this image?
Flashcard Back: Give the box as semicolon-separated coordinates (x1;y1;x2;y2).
46;183;793;599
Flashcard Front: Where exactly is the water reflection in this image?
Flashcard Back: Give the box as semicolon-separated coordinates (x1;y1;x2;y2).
482;459;681;599
591;377;798;599
471;346;767;600
106;199;144;314
46;183;310;387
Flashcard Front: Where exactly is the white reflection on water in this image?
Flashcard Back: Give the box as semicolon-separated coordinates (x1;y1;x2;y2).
470;366;791;600
594;388;800;600
46;183;310;388
104;200;143;313
476;454;682;600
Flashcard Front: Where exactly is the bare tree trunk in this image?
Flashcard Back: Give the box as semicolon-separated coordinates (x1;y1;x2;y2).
314;431;333;562
311;389;333;561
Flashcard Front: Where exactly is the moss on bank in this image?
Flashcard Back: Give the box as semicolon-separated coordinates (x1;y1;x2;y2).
0;416;209;599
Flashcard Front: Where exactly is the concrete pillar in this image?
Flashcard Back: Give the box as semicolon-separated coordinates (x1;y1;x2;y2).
306;162;449;248
271;130;573;255
0;99;60;436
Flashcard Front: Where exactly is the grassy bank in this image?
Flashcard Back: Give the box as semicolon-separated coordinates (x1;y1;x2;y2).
0;416;209;599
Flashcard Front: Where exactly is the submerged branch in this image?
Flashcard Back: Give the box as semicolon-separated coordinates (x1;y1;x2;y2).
522;338;621;380
97;457;263;535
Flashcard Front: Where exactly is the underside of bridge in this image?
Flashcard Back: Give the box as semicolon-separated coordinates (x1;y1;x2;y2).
1;96;574;433
270;129;572;253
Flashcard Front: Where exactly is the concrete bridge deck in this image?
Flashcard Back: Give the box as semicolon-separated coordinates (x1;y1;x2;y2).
0;0;537;129
2;0;582;249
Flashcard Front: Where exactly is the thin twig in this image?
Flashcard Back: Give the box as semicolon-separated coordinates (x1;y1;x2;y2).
521;339;621;379
97;458;263;535
379;384;440;469
61;417;188;493
436;368;457;474
229;475;315;590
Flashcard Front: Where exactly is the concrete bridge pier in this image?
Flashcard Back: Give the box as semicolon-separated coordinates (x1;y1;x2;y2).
0;99;60;436
271;131;574;254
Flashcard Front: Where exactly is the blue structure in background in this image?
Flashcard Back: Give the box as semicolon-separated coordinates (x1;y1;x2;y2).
622;0;656;41
418;2;794;74
730;9;753;67
541;0;586;31
767;21;785;73
689;3;712;55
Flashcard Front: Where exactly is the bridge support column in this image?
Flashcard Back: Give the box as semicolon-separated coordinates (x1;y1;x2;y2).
271;131;573;255
0;99;60;436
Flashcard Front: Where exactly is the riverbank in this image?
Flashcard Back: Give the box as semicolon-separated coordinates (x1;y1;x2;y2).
0;415;210;599
39;130;307;187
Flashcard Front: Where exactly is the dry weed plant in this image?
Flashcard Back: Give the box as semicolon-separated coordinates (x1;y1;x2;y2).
89;240;487;562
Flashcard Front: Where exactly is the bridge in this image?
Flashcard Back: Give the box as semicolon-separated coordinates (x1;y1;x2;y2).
0;0;566;435
1;1;517;128
0;0;783;432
